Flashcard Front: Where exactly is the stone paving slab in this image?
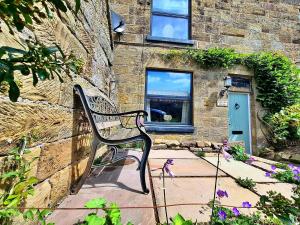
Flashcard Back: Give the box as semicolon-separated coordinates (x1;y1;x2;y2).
203;157;279;182
251;161;284;173
149;150;198;159
251;156;278;165
152;177;259;223
149;159;227;177
47;151;155;225
255;183;296;200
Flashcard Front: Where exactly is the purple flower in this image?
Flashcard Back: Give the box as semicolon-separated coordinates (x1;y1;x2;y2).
222;149;232;161
271;165;276;170
246;157;255;165
163;159;175;177
217;189;229;198
232;207;240;216
265;172;272;177
288;164;294;170
218;210;227;221
294;176;300;181
222;139;230;151
293;169;299;176
242;201;252;208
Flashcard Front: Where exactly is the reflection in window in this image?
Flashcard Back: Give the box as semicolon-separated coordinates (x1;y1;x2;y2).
145;70;192;125
150;0;190;40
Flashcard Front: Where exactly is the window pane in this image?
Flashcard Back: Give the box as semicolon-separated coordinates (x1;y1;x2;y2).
147;71;191;97
151;15;189;40
146;98;191;124
153;0;189;15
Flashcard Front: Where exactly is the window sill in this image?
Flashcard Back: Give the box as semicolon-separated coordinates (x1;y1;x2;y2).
146;35;195;46
145;124;195;133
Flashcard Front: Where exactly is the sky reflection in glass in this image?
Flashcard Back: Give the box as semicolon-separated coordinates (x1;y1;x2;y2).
152;0;189;15
151;15;188;39
147;70;191;97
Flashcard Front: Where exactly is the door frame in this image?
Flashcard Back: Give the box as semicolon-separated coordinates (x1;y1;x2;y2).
228;92;252;155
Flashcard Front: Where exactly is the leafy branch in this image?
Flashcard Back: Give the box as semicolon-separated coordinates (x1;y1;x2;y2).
0;41;84;101
0;0;81;34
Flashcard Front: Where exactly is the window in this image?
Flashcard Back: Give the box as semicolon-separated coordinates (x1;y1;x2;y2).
148;0;191;43
145;70;193;131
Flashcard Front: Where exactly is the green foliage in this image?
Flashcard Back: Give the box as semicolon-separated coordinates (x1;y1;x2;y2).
274;163;289;170
162;49;300;140
211;206;261;225
0;0;81;34
166;213;195;225
23;209;54;225
236;177;256;191
257;190;300;225
0;139;52;224
0;42;83;101
82;197;132;225
195;151;205;157
228;145;250;162
0;0;84;102
267;104;300;142
272;169;300;185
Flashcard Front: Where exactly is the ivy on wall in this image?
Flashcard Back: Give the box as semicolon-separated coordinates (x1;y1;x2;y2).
162;48;300;142
163;48;300;113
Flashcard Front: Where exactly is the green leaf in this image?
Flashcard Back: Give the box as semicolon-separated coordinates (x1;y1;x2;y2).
84;214;106;225
27;177;39;185
8;81;20;102
37;68;49;80
1;47;26;55
172;213;186;225
84;198;107;209
23;209;35;220
75;0;81;14
106;203;121;225
51;0;68;12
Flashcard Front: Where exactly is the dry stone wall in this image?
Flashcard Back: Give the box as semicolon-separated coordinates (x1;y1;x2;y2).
0;0;115;208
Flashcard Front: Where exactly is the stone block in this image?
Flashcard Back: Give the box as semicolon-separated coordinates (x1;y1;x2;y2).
181;141;197;148
37;135;91;180
189;147;203;152
70;157;89;182
290;154;300;163
49;166;71;206
196;141;205;148
24;146;41;178
203;147;213;152
152;144;168;150
26;180;51;208
154;139;166;145
165;140;180;147
204;141;212;147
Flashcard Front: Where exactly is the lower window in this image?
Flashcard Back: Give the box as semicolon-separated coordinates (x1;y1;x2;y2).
145;70;192;128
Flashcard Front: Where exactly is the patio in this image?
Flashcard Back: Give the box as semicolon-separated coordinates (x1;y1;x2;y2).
47;148;296;224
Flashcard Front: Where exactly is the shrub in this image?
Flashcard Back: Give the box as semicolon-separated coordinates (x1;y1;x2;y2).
268;104;300;142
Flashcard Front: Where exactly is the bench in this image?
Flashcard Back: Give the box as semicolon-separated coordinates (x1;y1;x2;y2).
72;84;152;194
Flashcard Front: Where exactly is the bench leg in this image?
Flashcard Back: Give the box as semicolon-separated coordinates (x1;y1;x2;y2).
139;135;152;194
71;138;99;194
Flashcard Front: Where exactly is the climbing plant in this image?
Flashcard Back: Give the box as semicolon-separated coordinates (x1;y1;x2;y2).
0;0;83;102
162;48;300;113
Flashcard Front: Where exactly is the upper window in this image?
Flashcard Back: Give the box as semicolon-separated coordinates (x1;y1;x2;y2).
145;70;192;126
150;0;190;40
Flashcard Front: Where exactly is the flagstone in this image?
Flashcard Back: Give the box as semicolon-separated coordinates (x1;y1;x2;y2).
151;177;259;223
251;161;284;173
149;159;227;177
255;183;296;200
149;150;199;159
203;157;279;182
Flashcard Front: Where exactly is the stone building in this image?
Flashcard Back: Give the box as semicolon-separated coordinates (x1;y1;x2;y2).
110;0;300;154
0;0;300;213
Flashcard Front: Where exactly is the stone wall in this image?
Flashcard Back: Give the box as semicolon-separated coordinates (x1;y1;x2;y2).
0;0;114;208
110;0;300;152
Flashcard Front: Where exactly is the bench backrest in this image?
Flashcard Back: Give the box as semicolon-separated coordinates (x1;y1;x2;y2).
74;85;121;136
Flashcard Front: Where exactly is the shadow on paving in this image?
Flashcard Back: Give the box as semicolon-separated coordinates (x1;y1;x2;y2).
47;150;156;225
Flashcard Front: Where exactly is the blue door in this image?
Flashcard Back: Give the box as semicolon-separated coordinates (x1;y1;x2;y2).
228;93;251;154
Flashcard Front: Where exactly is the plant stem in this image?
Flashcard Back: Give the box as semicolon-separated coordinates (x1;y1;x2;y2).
162;169;169;225
210;146;221;224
